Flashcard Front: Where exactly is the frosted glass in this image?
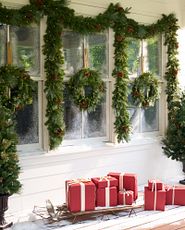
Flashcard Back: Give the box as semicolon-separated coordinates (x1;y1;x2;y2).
15;85;39;144
0;24;6;66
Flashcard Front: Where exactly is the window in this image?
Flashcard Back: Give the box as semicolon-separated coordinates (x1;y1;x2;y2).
127;36;162;134
0;24;6;65
0;24;41;146
62;31;109;141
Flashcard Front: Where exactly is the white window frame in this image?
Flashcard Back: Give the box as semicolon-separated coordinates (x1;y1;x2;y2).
61;29;113;149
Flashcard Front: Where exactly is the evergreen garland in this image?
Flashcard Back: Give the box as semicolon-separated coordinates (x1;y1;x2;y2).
0;1;180;148
112;29;131;143
162;93;185;161
43;13;65;150
0;65;35;194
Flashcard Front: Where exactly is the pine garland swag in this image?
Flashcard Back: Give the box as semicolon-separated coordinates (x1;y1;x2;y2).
68;68;105;111
0;1;180;148
43;14;65;150
112;31;131;143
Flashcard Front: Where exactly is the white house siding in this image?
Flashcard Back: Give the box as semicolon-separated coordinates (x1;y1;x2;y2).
1;0;185;217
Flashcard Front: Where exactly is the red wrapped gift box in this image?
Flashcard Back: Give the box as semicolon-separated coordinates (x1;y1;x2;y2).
66;179;96;212
144;186;166;211
108;172;138;200
96;186;117;207
91;176;118;188
148;179;163;191
118;190;134;205
165;185;185;205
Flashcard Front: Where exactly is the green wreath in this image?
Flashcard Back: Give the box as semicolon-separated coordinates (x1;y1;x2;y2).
131;72;160;108
68;68;105;111
0;65;36;111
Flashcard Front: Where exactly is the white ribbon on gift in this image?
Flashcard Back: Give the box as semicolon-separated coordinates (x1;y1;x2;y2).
105;187;110;207
99;176;111;187
66;178;90;211
152;181;157;211
80;182;85;211
120;189;131;205
119;173;125;190
172;186;175;205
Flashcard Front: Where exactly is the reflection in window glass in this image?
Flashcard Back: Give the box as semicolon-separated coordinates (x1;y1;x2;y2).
128;108;140;133
64;84;82;139
146;36;161;76
141;102;159;132
85;93;106;138
15;84;39;144
127;38;140;76
0;24;6;66
88;34;108;76
63;84;106;139
62;32;83;76
10;26;40;76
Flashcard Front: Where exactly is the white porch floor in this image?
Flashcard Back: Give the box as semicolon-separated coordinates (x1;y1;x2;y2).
9;183;185;230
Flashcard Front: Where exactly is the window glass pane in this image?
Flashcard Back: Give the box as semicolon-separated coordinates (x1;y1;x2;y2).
127;38;140;77
15;84;39;144
0;24;6;66
63;32;108;141
141;101;159;132
62;31;83;77
129;108;140;133
64;84;106;139
10;25;40;76
88;33;108;76
145;36;161;76
85;92;106;138
64;84;82;139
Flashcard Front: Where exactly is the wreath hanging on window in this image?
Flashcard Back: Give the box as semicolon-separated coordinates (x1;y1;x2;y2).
0;65;36;111
67;68;105;111
131;72;160;108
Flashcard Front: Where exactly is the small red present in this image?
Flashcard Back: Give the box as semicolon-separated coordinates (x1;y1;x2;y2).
165;185;185;205
144;186;166;211
148;179;163;191
96;186;117;207
108;172;138;200
66;179;96;212
118;190;134;205
91;176;118;188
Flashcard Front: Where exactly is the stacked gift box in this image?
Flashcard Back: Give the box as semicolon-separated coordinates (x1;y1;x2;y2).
165;185;185;205
91;176;118;207
65;179;96;212
65;172;138;212
144;179;185;211
144;179;166;211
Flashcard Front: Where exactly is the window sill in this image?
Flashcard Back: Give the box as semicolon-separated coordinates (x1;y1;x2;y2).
18;134;162;170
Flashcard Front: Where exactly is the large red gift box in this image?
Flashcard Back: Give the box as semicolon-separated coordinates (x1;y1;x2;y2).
91;176;118;188
148;179;163;191
96;186;117;207
108;172;138;200
118;190;134;205
144;186;166;211
165;185;185;205
66;179;96;212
